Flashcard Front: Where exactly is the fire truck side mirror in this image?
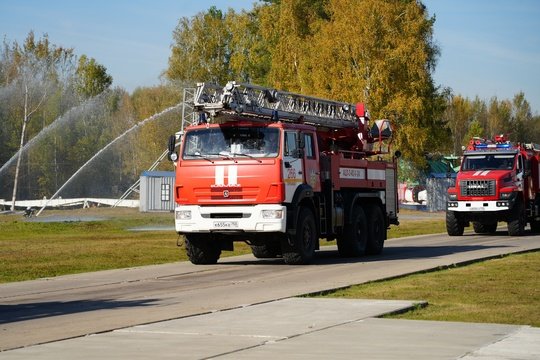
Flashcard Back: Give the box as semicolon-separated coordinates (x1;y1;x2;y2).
167;135;178;161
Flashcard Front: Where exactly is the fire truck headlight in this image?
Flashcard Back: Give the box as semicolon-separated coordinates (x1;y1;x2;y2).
176;210;192;220
262;210;283;219
499;192;514;200
448;194;457;201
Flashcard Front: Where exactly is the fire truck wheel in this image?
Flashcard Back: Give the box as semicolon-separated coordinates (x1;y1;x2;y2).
473;221;497;234
446;211;464;236
508;201;526;236
282;207;317;265
337;205;367;257
185;234;221;264
250;241;282;258
365;204;386;255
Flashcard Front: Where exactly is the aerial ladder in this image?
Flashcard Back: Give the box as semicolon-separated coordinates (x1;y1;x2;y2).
183;81;394;156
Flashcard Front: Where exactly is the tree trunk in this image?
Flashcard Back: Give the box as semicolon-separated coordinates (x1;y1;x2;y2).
10;85;29;211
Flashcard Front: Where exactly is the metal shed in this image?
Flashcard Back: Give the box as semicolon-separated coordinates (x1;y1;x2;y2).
139;171;175;212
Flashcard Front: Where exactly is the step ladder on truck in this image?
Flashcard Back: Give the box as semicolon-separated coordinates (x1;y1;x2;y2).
167;81;401;265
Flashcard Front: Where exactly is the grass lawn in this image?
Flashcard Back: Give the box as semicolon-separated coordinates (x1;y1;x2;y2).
0;208;443;283
317;251;540;327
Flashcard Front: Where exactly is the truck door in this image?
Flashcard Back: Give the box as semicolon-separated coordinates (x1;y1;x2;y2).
301;131;321;192
283;130;304;203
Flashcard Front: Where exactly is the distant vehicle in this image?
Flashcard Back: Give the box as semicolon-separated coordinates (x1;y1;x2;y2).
446;135;540;236
24;207;35;218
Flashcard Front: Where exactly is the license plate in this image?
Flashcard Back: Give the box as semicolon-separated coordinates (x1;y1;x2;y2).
213;221;239;229
470;207;485;212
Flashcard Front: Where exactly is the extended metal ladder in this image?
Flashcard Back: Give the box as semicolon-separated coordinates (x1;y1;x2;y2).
193;81;366;130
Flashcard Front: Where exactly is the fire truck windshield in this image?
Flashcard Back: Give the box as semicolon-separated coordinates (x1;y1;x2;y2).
182;127;280;159
461;154;515;171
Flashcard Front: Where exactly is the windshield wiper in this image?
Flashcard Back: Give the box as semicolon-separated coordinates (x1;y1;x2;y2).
185;153;214;163
230;152;262;163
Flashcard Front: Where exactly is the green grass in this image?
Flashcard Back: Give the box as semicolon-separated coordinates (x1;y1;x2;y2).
388;219;446;238
0;208;252;283
0;208;442;283
316;251;540;327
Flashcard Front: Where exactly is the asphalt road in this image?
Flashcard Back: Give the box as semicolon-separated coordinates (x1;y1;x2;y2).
1;230;539;352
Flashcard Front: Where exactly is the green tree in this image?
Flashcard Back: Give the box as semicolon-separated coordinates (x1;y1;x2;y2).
167;6;232;84
257;0;328;92
487;97;512;139
510;92;532;143
75;55;113;98
443;94;472;155
226;6;271;84
305;0;444;165
0;31;75;209
464;119;484;143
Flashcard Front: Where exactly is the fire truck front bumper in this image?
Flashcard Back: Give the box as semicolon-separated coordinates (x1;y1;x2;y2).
174;205;287;233
447;200;510;212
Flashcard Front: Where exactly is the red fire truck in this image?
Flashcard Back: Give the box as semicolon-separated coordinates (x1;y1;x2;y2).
168;81;400;264
446;135;540;236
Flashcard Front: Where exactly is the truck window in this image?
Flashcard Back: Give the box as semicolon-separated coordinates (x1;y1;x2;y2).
304;133;316;159
462;154;515;171
183;127;280;159
518;155;523;173
284;132;298;157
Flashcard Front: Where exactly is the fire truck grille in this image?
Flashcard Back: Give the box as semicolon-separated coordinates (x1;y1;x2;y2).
460;180;496;197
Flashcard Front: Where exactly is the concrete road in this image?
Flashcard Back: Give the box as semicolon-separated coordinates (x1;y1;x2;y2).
4;297;539;360
1;230;539;352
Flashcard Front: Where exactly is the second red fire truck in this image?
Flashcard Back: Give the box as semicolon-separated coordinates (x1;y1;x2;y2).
447;135;540;236
168;81;400;264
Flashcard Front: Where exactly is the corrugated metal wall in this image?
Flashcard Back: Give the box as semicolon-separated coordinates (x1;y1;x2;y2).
426;177;456;212
139;171;175;212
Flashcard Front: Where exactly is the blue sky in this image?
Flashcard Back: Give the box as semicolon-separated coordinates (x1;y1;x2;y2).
1;0;539;114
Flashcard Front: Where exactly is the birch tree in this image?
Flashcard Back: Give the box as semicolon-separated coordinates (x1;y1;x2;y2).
4;32;74;210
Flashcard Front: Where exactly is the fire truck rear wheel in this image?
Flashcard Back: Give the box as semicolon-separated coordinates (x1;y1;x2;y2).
446;211;464;236
185;234;221;264
337;205;367;257
473;221;497;234
365;204;386;255
282;207;317;265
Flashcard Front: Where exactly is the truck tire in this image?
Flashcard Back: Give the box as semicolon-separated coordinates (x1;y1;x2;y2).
365;204;386;255
185;234;221;264
250;241;282;258
282;207;317;265
337;205;367;257
473;221;497;234
508;200;526;236
446;211;464;236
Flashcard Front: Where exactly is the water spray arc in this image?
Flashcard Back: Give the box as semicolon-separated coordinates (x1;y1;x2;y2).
36;103;182;216
0;93;109;178
112;87;197;207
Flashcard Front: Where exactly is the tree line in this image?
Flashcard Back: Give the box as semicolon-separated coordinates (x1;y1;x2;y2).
0;32;181;203
1;0;538;202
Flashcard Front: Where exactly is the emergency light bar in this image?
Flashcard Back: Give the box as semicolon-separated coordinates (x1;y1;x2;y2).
474;143;512;149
